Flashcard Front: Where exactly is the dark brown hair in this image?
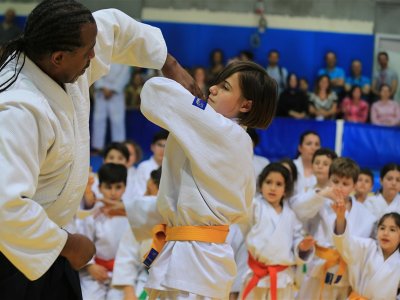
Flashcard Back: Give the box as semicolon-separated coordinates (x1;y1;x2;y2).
329;157;360;183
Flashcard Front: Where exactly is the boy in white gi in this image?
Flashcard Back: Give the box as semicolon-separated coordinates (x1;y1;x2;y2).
332;201;400;299
0;0;201;298
242;163;315;300
295;158;377;300
78;163;130;300
354;168;374;204
125;61;278;299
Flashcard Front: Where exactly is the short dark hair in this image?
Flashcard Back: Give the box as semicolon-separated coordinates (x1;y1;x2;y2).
359;168;374;185
150;167;162;188
152;130;169;144
312;148;338;163
213;61;278;129
380;163;400;179
258;162;293;200
98;163;127;185
329;157;360;183
0;0;95;92
103;142;130;162
378;51;389;60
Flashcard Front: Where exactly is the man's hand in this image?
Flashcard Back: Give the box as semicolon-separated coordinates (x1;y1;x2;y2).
161;54;204;99
87;264;109;283
60;233;96;270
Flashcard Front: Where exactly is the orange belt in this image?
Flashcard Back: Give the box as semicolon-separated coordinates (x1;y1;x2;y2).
94;257;115;272
143;224;229;268
348;291;368;300
315;244;346;299
242;252;288;300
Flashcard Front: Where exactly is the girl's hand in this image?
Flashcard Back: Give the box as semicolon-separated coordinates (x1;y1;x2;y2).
299;235;316;252
87;264;109;282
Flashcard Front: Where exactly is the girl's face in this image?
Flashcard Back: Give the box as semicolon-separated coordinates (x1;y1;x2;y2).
208;73;252;119
355;174;373;195
125;144;137;168
299;79;308;91
377;217;400;257
381;170;400;195
312;155;332;182
319;76;329;91
261;172;286;207
352;87;362;100
298;134;321;162
104;149;128;167
380;86;391;100
289;74;298;89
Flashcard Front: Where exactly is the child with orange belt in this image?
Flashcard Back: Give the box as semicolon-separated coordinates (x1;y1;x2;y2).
77;163;130;300
242;163;315;300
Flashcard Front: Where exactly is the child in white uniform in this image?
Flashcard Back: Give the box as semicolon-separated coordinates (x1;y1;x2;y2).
127;61;278;299
78;163;130;300
332;201;400;300
354;168;374;204
242;163;315;300
365;163;400;219
295;158;376;300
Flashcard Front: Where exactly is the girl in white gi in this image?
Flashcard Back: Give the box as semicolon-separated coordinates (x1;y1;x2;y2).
78;163;130;300
112;167;162;300
242;163;315;300
130;61;278;299
365;163;400;219
295;158;377;300
292;131;321;195
332;199;400;300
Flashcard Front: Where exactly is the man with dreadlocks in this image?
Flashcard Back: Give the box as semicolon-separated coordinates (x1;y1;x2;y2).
0;1;201;299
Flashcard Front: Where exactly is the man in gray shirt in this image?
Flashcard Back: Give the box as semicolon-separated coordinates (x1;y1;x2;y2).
372;51;398;98
266;49;288;95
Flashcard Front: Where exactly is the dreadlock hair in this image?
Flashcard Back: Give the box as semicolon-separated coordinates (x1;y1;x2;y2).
0;0;95;92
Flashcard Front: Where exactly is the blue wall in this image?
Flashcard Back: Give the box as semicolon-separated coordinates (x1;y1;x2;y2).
146;21;375;87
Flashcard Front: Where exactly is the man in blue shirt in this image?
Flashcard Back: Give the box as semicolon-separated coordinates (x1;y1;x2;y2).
318;51;345;96
345;59;371;96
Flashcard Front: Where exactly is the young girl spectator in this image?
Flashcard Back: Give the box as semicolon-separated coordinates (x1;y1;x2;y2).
293;131;321;194
277;73;308;119
340;85;369;123
77;163;130;300
354;168;374;204
365;163;400;218
242;163;315;300
207;48;225;84
309;75;338;120
332;203;400;299
127;61;278;299
370;84;400;126
192;66;208;97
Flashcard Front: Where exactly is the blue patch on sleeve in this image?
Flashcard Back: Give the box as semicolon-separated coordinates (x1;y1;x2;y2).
192;97;207;110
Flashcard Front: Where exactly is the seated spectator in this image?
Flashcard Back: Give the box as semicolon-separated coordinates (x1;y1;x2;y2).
318;51;345;97
266;49;288;95
192;66;208;97
238;50;254;62
370;84;400;126
277;73;308;119
0;8;22;46
345;59;371;96
372;51;398;99
308;75;338;120
299;77;311;97
125;71;144;110
207;48;225;84
340;85;369;123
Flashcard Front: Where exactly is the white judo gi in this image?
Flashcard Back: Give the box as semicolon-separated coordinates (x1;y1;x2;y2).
364;193;400;219
0;8;167;281
129;156;160;197
293;191;377;300
333;225;400;300
128;77;255;299
243;196;313;300
293;157;317;195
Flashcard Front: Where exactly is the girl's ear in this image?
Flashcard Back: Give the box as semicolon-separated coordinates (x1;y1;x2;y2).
239;99;253;113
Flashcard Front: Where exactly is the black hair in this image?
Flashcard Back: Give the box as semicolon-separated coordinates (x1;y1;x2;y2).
103;142;130;162
152;130;169;144
246;128;259;147
0;0;95;92
314;74;332;94
279;158;298;184
378;51;389;60
98;163;127;185
258;162;293;201
239;50;254;61
378;212;400;251
209;48;224;66
150;167;162;188
380;163;400;180
312;148;338;163
296;130;321;158
359;168;374;185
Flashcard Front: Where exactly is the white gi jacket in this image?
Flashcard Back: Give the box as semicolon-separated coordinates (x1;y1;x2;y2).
0;9;167;280
129;156;160;198
245;196;313;288
293;157;317;195
138;77;255;298
293;191;376;286
364;193;400;219
333;226;400;300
